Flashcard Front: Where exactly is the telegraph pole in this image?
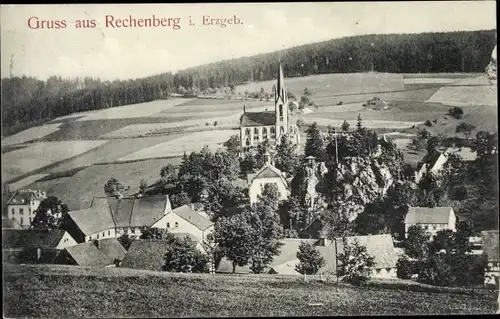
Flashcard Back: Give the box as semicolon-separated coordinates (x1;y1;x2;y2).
334;127;339;163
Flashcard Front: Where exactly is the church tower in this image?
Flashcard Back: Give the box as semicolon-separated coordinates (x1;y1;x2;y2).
275;62;288;143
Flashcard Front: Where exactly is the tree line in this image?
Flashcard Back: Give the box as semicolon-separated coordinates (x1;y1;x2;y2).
2;29;496;136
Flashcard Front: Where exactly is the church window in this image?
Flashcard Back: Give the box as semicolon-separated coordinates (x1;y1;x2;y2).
280;126;285;134
245;128;251;136
270;126;276;138
245;137;251;146
254;127;259;135
262;127;268;139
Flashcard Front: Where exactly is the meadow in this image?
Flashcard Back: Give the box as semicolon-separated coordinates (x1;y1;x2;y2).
3;264;497;317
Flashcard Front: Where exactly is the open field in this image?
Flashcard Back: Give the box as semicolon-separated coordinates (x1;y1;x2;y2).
427;76;497;107
1;123;62;146
2;140;108;183
119;130;238;161
25;158;181;210
6;174;50;192
3;264;497;317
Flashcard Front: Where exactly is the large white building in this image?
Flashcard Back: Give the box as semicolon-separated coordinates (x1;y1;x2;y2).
239;63;300;151
404;206;457;239
5;189;46;228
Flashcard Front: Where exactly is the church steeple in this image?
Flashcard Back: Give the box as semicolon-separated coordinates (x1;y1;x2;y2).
275;61;287;106
275;61;288;143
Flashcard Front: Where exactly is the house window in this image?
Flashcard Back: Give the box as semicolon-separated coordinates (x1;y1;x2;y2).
29;208;31;214
89;236;92;240
254;127;259;135
11;208;14;215
175;222;179;228
376;269;381;274
20;208;24;215
280;126;285;134
262;127;268;139
167;222;170;228
20;217;24;225
97;234;99;239
108;230;111;236
245;128;251;137
386;268;392;273
102;232;105;237
245;137;250;146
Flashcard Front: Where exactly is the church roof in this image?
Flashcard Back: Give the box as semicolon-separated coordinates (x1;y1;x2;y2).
240;111;276;127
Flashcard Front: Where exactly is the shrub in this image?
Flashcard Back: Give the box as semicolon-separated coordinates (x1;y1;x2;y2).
336;239;375;286
295;242;326;275
163;237;209;273
417;255;452;287
424;120;433;127
449;107;464;119
213;121;218;127
205;122;209;126
396;256;418;279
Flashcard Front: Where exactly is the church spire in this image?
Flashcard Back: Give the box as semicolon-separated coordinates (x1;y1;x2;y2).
275;61;286;106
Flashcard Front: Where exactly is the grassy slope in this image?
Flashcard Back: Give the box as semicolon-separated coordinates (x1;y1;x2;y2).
3;264;497;317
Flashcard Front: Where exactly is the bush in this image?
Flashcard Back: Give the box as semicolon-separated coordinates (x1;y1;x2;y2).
163;237;209;273
336;239;375;286
449;185;468;200
417;255;452;287
424;120;433;127
295;242;326;275
396;256;418;279
449;107;464;119
213;121;218;127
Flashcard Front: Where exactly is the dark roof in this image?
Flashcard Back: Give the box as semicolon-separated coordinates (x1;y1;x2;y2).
240;111;276;127
2;229;67;249
121;240;173;271
481;230;499;262
95;238;127;264
335;234;398;269
405;207;454;225
64;242;109;267
90;195;171;228
172;205;213;231
68;205;115;235
6;189;45;205
2;218;21;229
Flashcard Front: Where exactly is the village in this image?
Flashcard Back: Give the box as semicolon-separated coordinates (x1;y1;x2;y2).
3;62;498;290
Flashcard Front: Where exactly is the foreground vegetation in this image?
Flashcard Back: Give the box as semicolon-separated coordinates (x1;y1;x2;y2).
3;264;497;317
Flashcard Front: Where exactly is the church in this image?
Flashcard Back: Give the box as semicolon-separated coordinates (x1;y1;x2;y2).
239;63;300;151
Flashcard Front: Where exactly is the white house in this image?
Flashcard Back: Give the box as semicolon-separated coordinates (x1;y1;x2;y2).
482;230;499;288
247;151;289;205
415;147;477;184
404;206;457;239
5;189;46;228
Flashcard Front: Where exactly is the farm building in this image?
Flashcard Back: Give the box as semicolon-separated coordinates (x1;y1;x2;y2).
5;189;46;228
120;235;200;271
65;195;213;243
335;234;399;279
55;238;126;267
2;229;78;264
239;63;300;151
247;151;290;205
482;230;499;288
404;207;457;239
414;147;477;183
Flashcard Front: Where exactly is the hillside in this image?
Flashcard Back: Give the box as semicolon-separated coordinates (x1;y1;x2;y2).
3;264;497;317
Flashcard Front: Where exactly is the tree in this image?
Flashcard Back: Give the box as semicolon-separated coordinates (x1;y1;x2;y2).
223;134;240;154
170;191;191;208
139;179;147;195
448;107;464;119
354;199;389;235
163;236;209;273
31;196;69;230
336;238;375;286
275;135;300;176
402;225;430;260
104;177;125;197
341;120;350;132
160;164;177;180
304;122;325;160
117;234;135;250
356;113;363;132
304;87;312;96
239;151;257;177
140;227;177;241
204;178;247;222
455;122;476;139
295;241;326;275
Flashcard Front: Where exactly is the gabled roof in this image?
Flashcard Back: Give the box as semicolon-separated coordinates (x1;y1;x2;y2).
172;205;213;231
121;239;175;271
2;229;68;249
2;218;21;229
240;111;276;127
95;238;127;264
444;147;477;162
64;242;109;267
248;163;288;188
68;205;115;236
89;195;171;228
405;207;454;225
335;234;398;269
481;230;499;262
6;189;45;205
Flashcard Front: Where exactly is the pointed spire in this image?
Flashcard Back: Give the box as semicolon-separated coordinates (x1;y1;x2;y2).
275;61;286;105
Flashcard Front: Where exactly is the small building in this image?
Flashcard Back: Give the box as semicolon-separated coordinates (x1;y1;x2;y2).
2;229;77;264
121;234;200;271
65;204;117;243
415;148;477;183
335;234;399;279
247;151;289;206
482;230;499;288
404;206;457;239
54;238;126;267
5;189;46;228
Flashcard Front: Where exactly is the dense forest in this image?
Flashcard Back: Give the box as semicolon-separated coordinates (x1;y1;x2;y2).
1;29;496;136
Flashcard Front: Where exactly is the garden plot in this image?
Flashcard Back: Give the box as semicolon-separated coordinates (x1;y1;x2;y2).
75;99;191;121
2;140;108;182
118;130;236;160
1;124;62;146
427;76;497;106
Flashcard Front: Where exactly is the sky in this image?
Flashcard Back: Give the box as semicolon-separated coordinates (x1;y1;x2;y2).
1;2;497;81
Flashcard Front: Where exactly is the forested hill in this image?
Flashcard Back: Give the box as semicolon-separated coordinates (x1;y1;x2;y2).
1;29;496;137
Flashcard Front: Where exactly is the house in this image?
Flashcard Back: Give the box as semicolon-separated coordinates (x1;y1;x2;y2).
121;234;200;271
414;147;477;183
482;230;499;288
55;238;126;267
2;229;77;264
404;207;457;238
239;62;300;151
2;218;21;229
65;195;213;244
335;234;399;279
5;189;46;228
247;151;289;205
